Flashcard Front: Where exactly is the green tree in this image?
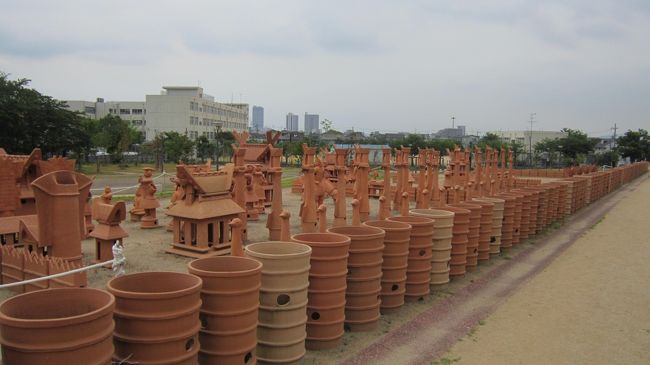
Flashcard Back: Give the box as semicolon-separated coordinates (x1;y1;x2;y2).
507;140;525;166
535;138;560;167
556;128;596;164
162;132;195;163
0;72;90;155
92;114;143;163
214;129;235;167
593;150;620;167
320;118;333;133
195;135;215;162
477;133;505;150
617;129;649;162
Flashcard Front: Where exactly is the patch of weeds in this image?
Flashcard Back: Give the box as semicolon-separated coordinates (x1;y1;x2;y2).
478;320;486;326
502;255;512;260
431;357;462;365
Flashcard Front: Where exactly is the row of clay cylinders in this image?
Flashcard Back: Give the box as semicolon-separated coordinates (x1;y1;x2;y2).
292;232;350;349
386;215;435;302
245;241;312;364
531;188;547;233
545;184;559;224
450;202;482;272
473;197;505;257
521;188;540;235
497;194;516;252
363;220;411;314
410;209;455;287
328;225;386;331
468;200;495;262
0;288;115;365
437;206;470;278
107;271;203;365
556;183;568;219
499;191;523;247
557;181;573;216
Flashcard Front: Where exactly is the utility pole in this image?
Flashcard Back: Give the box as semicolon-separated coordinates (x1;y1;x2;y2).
528;113;536;167
610;123;618;167
451;116;455;129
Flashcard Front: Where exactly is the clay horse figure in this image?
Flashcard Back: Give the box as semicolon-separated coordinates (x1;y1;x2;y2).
137;167;161;229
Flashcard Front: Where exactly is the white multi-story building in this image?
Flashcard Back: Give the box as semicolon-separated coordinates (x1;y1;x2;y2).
489;130;567;151
146;86;248;141
65;99;146;127
64;86;249;141
286;113;299;131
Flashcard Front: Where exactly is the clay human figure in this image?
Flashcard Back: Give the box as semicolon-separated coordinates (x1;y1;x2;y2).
101;186;113;204
138;167;161;228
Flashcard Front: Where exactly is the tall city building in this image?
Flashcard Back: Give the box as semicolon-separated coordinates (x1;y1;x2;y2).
251;105;264;131
64;86;249;141
286;113;299;131
304;113;320;135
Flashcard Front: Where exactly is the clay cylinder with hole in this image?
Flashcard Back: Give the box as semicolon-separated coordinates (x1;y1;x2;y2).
500;192;523;245
363;220;411;313
291;233;350;350
327;225;385;331
465;200;494;262
512;189;531;242
495;194;515;252
473;197;504;256
244;241;311;364
409;209;455;286
450;203;481;271
0;288;114;365
107;272;202;365
188;256;262;365
386;216;434;301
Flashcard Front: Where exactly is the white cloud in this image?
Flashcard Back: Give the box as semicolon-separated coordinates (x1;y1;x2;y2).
1;0;648;134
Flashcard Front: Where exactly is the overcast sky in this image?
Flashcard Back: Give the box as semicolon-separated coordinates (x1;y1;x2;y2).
1;0;648;136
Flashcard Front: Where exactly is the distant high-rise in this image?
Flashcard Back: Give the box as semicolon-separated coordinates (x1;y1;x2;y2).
304;113;320;135
251;105;264;131
286;113;299;131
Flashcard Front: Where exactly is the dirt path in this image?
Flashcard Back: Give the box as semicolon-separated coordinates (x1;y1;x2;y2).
438;175;650;364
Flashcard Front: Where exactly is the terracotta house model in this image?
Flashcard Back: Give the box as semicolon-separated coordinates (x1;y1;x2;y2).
166;165;245;258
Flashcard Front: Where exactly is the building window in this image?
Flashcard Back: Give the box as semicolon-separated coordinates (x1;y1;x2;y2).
132;109;143;115
84;106;96;114
190;101;199;111
120;109;130;115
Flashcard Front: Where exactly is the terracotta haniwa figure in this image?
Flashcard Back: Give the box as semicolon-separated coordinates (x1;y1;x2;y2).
137;167;161;229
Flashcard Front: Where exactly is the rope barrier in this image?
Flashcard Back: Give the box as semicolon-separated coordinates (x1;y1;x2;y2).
89;172;170;193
